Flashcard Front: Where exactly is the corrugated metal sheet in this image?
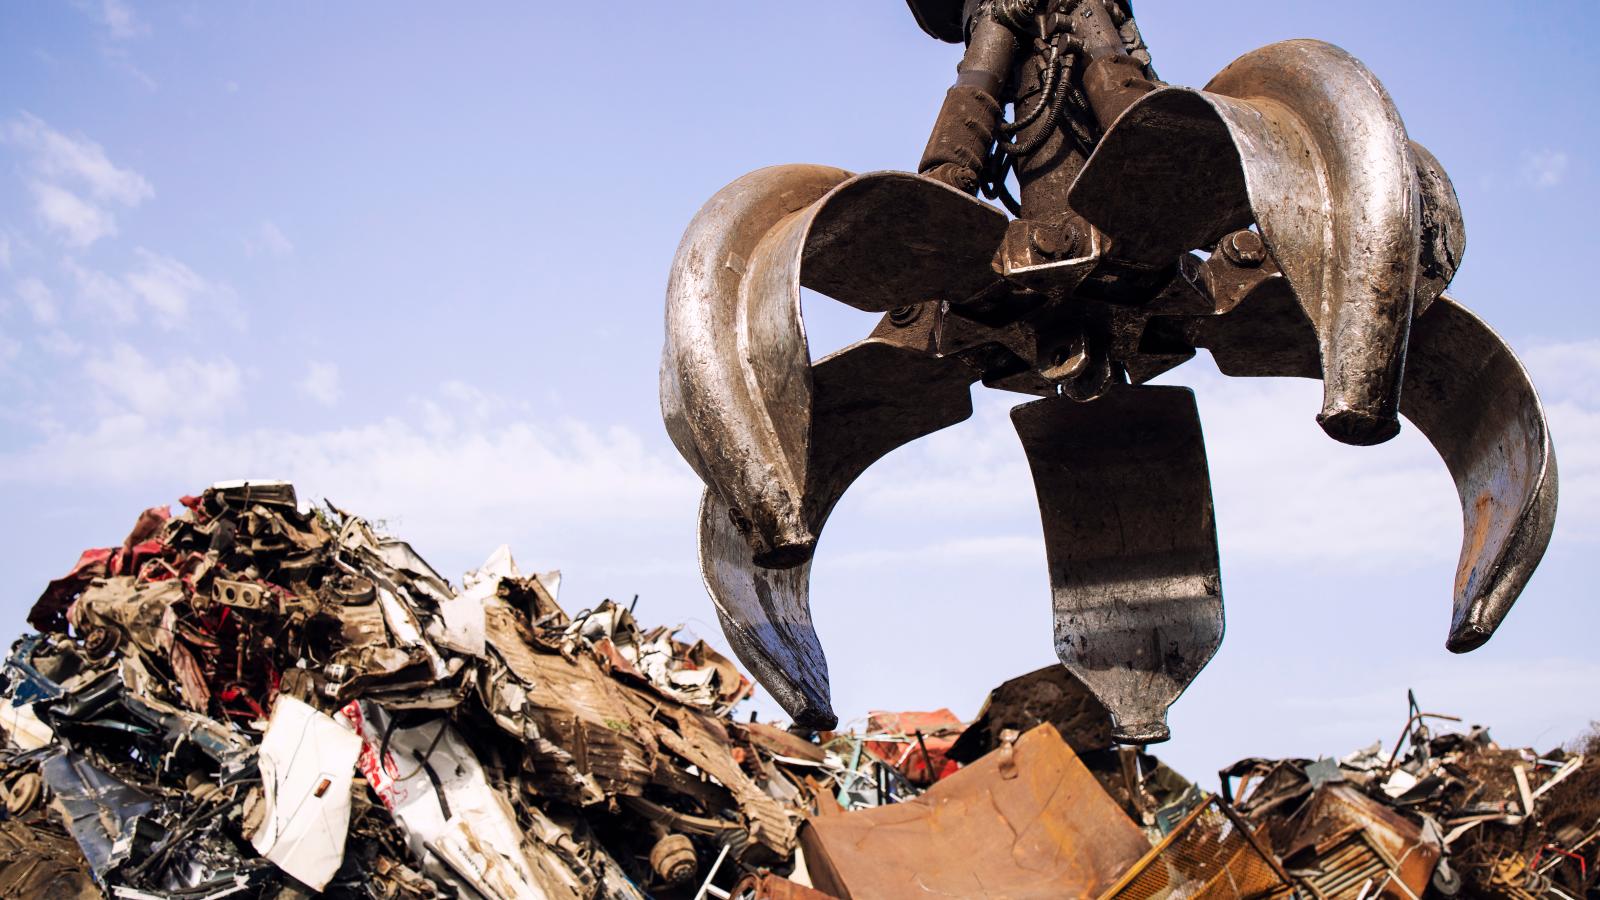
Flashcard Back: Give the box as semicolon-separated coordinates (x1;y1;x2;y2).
1299;833;1388;899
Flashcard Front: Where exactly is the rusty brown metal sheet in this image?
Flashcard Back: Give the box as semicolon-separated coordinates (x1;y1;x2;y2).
0;816;98;899
648;705;798;855
484;603;657;800
741;721;828;765
1285;785;1441;900
800;724;1151;899
732;871;842;900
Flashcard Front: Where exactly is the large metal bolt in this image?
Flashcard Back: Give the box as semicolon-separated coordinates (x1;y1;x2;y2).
1041;332;1091;382
889;304;923;326
1220;229;1266;267
1045;347;1090;381
1030;218;1084;260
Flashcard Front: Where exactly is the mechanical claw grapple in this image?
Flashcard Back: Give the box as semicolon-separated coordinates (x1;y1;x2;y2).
660;0;1558;743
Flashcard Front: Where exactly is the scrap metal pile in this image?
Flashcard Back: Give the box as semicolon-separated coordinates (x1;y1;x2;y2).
0;482;838;899
794;671;1600;900
1218;706;1600;900
0;483;1592;899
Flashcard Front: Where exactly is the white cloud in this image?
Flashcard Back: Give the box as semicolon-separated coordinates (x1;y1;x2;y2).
0;382;702;574
419;380;499;434
64;259;137;322
82;344;242;421
1521;149;1569;189
1521;339;1600;544
4;114;151;249
299;361;341;407
845;378;1455;573
125;249;206;326
1523;338;1600;406
61;253;223;328
78;0;149;40
244;221;293;257
5;113;152;205
1542;400;1599;543
850;396;1035;518
37;330;83;358
109;56;159;92
14;277;57;325
1188;371;1460;569
30;182;118;248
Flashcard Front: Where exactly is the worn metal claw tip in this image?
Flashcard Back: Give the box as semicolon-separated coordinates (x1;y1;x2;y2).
1445;625;1492;655
1317;407;1401;447
701;491;837;729
1113;719;1171;746
715;606;838;729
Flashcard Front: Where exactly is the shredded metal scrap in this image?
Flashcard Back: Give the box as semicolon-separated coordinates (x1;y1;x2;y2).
0;482;849;899
0;486;1592;899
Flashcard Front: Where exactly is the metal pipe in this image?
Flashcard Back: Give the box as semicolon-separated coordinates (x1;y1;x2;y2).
1070;0;1157;131
957;12;1019;97
917;12;1018;194
1068;0;1127;61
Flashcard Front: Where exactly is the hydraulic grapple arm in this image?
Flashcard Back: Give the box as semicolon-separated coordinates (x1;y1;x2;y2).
662;0;1557;742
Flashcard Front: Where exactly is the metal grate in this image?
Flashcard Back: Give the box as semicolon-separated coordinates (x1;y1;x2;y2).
1297;832;1388;899
1100;796;1294;900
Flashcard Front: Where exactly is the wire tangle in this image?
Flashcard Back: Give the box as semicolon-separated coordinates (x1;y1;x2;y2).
996;44;1070;157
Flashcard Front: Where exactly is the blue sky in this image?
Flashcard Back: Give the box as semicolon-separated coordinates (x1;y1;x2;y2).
0;1;1595;782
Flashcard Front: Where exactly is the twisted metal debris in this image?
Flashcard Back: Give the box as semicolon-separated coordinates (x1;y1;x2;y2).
0;482;854;898
0;485;1591;898
660;0;1558;743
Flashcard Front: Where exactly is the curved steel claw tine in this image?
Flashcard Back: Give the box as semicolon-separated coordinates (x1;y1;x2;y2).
1073;40;1433;446
700;491;831;726
1012;386;1223;745
663;165;1006;567
662;164;853;568
1400;296;1558;652
699;340;976;729
1188;288;1557;653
